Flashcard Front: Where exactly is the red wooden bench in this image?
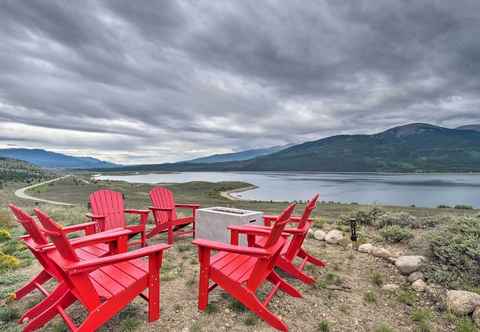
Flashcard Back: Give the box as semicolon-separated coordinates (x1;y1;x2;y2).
88;189;150;247
229;194;326;284
23;208;171;332
193;203;300;331
147;186;200;244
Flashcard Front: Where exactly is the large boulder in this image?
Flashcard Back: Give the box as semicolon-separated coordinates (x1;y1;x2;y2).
313;230;326;241
411;279;427;292
408;272;424;283
325;230;343;244
358;243;374;253
371;247;393;258
446;290;480;316
395;256;425;274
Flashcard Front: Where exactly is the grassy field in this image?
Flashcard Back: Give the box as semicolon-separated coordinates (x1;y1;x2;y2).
0;175;479;331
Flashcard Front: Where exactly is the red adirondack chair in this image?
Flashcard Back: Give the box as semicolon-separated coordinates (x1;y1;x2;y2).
88;189;150;247
193;203;300;331
8;204;104;301
8;205;132;326
26;208;171;332
229;194;326;285
147;186;200;244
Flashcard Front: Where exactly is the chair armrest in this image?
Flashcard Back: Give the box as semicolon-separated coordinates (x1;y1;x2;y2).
228;225;272;235
175;203;200;210
86;213;105;220
192;239;270;257
148;206;174;212
62;221;98;234
67;243;171;274
125;209;150;215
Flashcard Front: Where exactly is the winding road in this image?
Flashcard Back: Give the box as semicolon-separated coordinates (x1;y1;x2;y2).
14;175;75;206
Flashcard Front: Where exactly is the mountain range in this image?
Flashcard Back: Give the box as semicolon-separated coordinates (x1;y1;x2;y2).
0;148;118;169
186;144;293;163
101;123;480;173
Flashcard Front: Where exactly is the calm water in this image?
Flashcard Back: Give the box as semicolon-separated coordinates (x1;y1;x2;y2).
95;172;480;208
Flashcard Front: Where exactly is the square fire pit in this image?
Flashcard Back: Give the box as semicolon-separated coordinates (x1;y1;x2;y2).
195;207;263;245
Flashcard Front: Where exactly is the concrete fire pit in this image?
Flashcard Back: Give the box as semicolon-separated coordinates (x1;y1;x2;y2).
195;207;263;245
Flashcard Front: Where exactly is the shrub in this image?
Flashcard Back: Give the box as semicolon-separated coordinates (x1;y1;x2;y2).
380;225;413;243
454;205;473;210
346;207;384;226
0;251;20;271
437;205;451;209
317;320;330;332
455;317;476;332
426;217;480;288
0;209;13;228
370;272;384;287
0;228;11;242
375;212;418;228
374;323;395;332
425;216;480;289
0;306;20;322
364;291;377;303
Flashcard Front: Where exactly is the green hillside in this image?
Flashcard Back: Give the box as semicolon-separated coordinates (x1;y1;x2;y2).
101;123;480;173
0;157;54;184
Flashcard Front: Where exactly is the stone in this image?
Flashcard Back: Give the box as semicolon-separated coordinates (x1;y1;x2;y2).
371;247;393;258
325;230;343;244
358;243;374;253
408;272;424;283
382;284;400;291
313;230;326;241
446;290;480;316
395;256;425;274
411;279;427;292
473;307;480;328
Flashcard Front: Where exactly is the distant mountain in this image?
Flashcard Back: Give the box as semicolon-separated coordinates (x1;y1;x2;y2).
187;144;292;163
102;123;480;173
456;124;480;132
0;149;118;169
0;157;53;183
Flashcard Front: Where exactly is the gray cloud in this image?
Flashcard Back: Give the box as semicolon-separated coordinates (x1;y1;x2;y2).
1;0;479;164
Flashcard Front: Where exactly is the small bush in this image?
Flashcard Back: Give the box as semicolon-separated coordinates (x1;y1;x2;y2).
0;209;13;228
411;308;433;322
204;303;219;314
397;288;417;306
0;306;20;322
425;216;480;289
437;205;451;209
364;291;377;303
0;228;11;242
375;212;418;228
455;317;476;332
343;208;384;226
380;225;413;243
0;251;20;271
454;205;473;210
317;320;330;332
374;323;395;332
370;272;384;287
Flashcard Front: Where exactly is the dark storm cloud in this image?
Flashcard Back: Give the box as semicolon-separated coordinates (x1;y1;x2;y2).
1;0;480;164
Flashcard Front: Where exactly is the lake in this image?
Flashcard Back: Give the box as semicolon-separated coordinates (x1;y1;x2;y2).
95;172;480;208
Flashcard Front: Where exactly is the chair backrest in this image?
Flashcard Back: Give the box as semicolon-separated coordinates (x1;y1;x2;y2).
149;187;177;224
247;203;296;290
89;189;126;231
284;194;319;259
9;204;48;246
35;208;101;309
297;194;319;229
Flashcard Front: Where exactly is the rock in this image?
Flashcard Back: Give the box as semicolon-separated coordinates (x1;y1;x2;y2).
313;230;326;241
411;279;427;292
371;247;393;258
473;307;480;327
325;230;343;244
358;243;374;253
395;256;425;274
408;272;424;283
382;284;400;291
446;290;480;316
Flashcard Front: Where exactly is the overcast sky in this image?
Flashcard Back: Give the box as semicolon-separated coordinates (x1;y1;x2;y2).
1;1;479;164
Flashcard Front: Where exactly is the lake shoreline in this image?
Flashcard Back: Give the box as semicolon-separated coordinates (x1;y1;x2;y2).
220;185;258;201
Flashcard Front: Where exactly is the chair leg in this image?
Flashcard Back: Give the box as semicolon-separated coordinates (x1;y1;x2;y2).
23;291;75;332
268;271;302;298
20;283;68;324
298;248;326;267
15;270;52;301
216;276;288;331
276;257;315;284
167;225;174;245
141;231;147;247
